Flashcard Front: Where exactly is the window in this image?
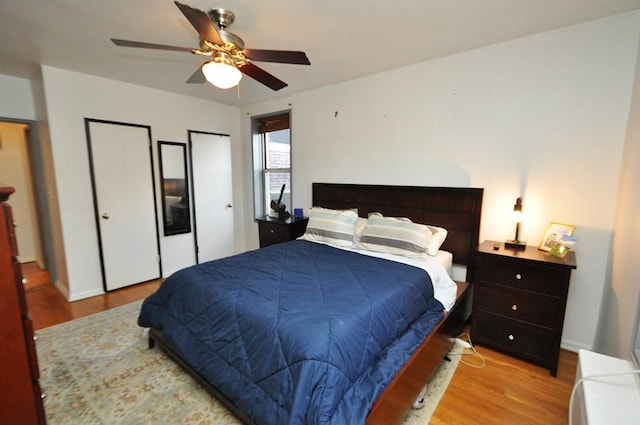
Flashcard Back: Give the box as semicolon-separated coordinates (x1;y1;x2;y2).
252;112;292;219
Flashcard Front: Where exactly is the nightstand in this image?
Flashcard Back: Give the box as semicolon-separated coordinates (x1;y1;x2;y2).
257;216;309;248
471;240;577;376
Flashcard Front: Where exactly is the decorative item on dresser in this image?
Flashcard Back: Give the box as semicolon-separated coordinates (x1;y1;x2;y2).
257;215;308;248
471;240;577;376
0;186;46;424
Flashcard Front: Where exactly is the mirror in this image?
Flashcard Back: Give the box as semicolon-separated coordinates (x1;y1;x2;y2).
159;141;191;236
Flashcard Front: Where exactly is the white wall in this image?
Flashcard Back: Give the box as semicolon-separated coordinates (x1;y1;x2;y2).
596;25;640;360
0;74;36;120
40;66;242;300
240;12;640;352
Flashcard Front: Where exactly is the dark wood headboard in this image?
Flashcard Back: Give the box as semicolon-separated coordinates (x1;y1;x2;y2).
312;183;483;269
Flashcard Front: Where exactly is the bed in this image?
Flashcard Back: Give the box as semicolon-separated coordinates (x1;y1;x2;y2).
139;183;483;425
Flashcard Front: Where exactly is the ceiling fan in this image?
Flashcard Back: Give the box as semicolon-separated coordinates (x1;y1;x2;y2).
111;1;310;91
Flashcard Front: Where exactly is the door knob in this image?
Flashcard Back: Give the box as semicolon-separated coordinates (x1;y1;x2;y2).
102;213;110;219
226;204;232;208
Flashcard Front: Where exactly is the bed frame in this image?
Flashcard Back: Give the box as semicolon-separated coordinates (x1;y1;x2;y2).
149;183;483;425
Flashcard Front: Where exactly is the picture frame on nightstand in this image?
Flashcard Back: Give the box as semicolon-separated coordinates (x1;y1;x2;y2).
539;222;575;252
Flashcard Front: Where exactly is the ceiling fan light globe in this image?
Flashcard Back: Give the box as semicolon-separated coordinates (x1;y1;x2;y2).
202;61;242;89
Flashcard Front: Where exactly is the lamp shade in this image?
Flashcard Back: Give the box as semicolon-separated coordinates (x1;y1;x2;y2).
202;60;242;89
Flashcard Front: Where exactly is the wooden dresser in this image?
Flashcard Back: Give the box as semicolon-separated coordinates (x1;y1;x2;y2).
257;216;308;248
0;186;46;424
471;240;577;376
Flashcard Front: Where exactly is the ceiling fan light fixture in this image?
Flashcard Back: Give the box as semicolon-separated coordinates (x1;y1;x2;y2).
202;56;242;89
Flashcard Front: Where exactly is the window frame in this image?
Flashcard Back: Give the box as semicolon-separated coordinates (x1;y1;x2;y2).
251;111;292;220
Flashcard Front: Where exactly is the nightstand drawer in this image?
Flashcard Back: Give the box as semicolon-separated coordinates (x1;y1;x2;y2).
473;312;555;364
475;255;565;296
474;284;560;328
259;222;286;246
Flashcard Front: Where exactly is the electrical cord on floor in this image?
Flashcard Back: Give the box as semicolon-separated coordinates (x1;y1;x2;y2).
412;333;484;410
448;332;486;369
568;369;640;425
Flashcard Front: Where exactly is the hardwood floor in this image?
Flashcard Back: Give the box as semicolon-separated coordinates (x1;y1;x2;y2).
26;280;162;330
432;342;577;424
26;282;577;424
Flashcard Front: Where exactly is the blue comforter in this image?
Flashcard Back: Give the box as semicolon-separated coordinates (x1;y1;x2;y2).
138;240;444;425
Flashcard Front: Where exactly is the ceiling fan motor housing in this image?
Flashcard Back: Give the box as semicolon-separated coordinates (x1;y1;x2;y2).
209;8;235;29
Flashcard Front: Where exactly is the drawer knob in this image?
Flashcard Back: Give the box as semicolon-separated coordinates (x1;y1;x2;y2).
33;335;38;341
41;393;47;400
515;273;522;280
269;229;275;234
508;334;515;341
511;304;518;311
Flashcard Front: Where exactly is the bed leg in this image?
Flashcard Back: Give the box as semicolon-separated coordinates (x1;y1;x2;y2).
148;335;156;349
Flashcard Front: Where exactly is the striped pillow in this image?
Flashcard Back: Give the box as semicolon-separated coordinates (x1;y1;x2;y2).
301;207;359;247
358;214;432;258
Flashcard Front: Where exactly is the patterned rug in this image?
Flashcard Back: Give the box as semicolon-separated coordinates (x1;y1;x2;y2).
36;301;461;424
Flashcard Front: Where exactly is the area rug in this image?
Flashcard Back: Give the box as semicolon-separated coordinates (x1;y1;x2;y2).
36;301;461;425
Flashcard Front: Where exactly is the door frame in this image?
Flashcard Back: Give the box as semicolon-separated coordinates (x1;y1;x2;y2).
85;118;162;291
0;116;56;280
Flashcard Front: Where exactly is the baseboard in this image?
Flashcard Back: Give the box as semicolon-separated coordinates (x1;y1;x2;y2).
53;280;70;300
66;287;105;302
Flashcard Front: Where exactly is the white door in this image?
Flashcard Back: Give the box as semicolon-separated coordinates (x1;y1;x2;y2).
88;120;160;290
190;132;234;262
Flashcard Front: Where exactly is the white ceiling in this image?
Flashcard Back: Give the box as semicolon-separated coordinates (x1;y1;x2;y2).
1;0;640;106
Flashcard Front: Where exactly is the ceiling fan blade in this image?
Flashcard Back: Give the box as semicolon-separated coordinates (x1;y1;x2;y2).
174;1;224;46
111;38;193;53
239;62;287;91
243;49;310;65
186;67;206;84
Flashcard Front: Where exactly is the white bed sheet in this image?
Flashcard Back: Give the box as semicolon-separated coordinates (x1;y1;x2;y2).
434;250;453;276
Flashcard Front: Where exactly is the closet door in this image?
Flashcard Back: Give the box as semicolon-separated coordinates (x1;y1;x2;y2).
87;120;161;290
189;131;234;263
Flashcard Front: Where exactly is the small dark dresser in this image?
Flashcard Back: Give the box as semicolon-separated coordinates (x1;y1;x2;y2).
471;240;577;376
257;216;309;248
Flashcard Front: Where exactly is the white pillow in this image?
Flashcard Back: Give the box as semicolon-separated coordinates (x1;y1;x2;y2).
301;207;358;247
424;225;448;256
358;214;432;258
